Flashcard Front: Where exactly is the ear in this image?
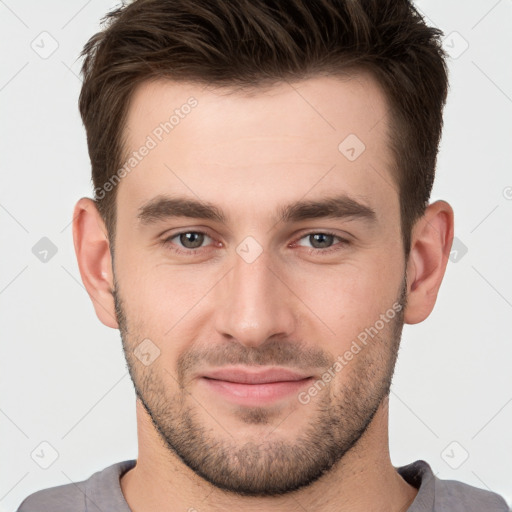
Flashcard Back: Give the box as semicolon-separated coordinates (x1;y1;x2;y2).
72;197;119;329
404;200;454;325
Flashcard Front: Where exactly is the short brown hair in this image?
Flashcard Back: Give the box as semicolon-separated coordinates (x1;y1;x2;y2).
79;0;448;254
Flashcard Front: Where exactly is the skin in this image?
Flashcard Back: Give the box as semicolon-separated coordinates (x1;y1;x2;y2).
73;73;453;511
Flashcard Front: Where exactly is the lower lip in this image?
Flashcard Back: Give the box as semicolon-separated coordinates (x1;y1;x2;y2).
201;377;313;406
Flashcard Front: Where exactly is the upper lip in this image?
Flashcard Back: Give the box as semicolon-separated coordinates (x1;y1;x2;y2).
202;367;312;384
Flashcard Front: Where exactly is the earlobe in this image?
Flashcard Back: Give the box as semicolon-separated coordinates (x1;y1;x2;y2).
404;200;454;325
72;197;119;329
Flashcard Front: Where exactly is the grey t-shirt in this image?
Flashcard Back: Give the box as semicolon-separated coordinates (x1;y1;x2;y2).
16;459;510;511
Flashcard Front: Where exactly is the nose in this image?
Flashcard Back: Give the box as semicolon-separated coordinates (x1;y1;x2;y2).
213;247;297;348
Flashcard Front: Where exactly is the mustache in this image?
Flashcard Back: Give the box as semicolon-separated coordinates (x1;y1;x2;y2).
177;339;333;383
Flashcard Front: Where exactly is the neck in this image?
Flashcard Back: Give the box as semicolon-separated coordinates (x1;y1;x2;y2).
121;397;418;512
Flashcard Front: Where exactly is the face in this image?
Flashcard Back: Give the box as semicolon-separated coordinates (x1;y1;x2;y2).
112;74;406;496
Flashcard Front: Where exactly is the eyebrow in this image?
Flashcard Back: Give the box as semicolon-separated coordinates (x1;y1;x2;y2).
137;194;376;226
138;195;226;224
276;195;376;224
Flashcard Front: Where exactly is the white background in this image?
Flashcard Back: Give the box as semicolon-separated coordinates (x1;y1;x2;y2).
1;0;511;510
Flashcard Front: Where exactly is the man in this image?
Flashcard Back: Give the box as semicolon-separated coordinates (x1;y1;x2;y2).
17;0;509;510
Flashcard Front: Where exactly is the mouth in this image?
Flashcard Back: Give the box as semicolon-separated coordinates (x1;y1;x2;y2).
200;367;314;406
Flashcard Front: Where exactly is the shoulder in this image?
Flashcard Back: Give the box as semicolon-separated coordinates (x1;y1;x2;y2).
16;480;87;512
397;460;510;512
433;475;510;512
16;460;136;512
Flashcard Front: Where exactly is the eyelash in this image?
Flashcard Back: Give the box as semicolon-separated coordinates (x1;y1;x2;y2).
291;231;350;256
161;230;350;257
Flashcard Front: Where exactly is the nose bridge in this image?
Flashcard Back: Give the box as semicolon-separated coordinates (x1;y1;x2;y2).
214;246;295;347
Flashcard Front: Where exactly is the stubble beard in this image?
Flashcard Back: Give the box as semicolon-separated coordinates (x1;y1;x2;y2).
114;279;406;497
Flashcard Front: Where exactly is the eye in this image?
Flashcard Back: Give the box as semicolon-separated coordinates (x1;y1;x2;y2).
294;232;350;254
298;233;335;249
162;231;214;254
176;232;210;249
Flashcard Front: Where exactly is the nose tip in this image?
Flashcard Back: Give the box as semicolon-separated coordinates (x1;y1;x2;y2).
213;256;296;348
224;316;277;349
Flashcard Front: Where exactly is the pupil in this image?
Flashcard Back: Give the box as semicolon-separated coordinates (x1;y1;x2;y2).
181;232;204;248
311;233;333;249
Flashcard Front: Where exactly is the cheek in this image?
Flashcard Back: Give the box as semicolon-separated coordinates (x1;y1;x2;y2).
286;254;403;347
116;254;216;346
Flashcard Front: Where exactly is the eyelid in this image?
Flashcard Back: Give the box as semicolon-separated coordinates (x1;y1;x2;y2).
160;228;352;256
160;228;218;256
295;228;351;240
160;226;215;241
291;230;351;251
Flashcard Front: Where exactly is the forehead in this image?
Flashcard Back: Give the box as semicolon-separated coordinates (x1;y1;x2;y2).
118;74;397;222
